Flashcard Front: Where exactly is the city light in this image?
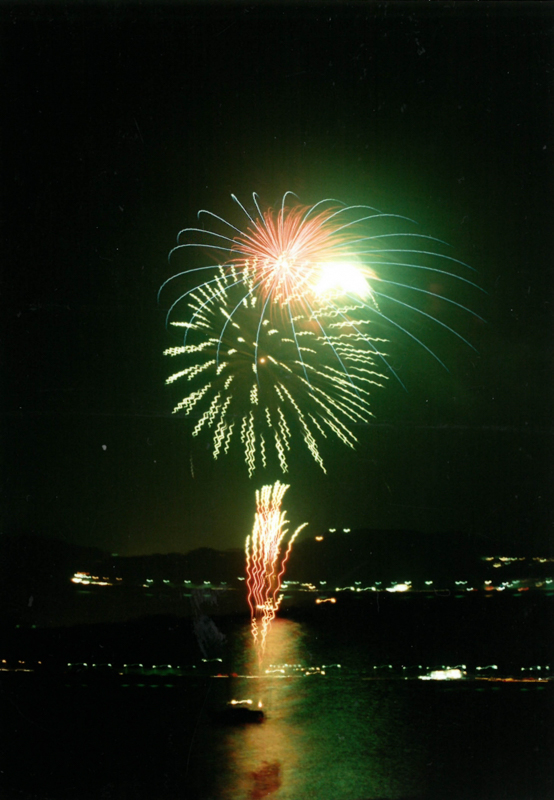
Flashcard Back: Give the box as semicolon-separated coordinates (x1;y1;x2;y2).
419;668;466;681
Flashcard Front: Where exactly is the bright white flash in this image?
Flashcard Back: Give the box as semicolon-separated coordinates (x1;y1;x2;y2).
315;262;370;298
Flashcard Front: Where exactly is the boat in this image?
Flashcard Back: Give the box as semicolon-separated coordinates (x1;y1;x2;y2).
212;702;265;724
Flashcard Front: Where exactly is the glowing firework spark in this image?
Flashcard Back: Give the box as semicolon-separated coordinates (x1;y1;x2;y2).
245;481;307;657
160;193;483;475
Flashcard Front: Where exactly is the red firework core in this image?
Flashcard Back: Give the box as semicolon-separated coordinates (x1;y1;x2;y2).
231;205;353;302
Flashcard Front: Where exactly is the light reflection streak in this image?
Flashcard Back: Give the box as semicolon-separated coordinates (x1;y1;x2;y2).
212;618;305;800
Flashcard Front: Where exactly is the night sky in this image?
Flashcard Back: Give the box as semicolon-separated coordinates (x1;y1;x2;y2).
3;2;553;556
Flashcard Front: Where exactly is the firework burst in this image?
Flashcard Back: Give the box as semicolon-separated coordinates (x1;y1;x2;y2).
160;193;482;475
245;481;307;658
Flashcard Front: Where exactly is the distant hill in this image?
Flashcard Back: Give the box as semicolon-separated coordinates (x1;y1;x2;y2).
284;528;488;585
1;526;537;591
108;547;245;584
1;528;551;627
1;532;105;588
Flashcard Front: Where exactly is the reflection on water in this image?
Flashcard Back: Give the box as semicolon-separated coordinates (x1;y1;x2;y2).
206;618;426;800
212;619;304;800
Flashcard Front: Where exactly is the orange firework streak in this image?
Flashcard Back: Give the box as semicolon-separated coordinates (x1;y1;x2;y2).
245;482;307;657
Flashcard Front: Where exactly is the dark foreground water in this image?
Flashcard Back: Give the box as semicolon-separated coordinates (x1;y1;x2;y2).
2;609;553;800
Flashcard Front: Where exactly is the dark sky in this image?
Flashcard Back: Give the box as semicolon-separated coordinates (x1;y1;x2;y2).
3;2;553;556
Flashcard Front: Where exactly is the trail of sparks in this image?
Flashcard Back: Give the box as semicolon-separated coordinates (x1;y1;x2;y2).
245;482;307;659
163;271;387;475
